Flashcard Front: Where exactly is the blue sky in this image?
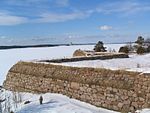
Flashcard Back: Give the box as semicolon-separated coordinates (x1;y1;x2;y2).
0;0;150;45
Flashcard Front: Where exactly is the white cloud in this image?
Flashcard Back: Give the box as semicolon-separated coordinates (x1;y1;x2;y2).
55;0;69;7
1;1;150;25
0;12;28;25
0;35;7;39
35;11;90;23
0;10;91;25
5;0;69;7
99;25;113;31
96;1;150;15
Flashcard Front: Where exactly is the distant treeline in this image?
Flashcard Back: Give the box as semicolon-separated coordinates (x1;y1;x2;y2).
0;43;95;50
0;44;61;50
0;42;134;50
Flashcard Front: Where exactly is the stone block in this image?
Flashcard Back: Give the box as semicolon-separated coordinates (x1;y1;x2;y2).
118;102;123;109
71;82;79;90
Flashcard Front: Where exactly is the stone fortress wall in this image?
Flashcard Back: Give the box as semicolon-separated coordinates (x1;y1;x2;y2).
3;61;150;112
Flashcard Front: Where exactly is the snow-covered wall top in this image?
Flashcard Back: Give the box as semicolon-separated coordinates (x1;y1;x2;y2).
39;52;129;63
3;61;150;112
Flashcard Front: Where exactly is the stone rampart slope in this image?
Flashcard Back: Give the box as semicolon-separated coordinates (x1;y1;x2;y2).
3;61;150;112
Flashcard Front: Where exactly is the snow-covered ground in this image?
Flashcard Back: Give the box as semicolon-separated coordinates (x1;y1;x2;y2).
3;88;118;113
14;92;118;113
60;54;150;73
1;90;149;113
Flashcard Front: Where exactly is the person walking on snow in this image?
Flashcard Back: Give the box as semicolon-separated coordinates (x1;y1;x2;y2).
39;96;43;105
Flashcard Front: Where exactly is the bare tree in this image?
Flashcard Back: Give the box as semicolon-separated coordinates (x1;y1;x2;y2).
0;88;6;113
12;92;22;110
0;88;23;113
